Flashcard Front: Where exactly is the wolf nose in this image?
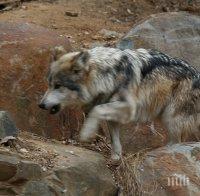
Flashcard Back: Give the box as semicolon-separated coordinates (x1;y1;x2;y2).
38;103;46;109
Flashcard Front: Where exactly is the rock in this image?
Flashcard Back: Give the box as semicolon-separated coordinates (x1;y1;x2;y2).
109;17;121;23
84;31;90;35
117;38;134;50
0;0;20;12
117;12;200;70
0;136;16;145
0;111;18;138
0;135;117;195
0;186;17;196
0;154;18;181
65;11;79;17
89;41;106;48
11;160;42;182
0;22;76;139
0;5;13;12
45;142;117;196
19;148;28;153
0;153;42;182
21;5;27;10
23;181;55;196
121;142;200;195
99;29;123;40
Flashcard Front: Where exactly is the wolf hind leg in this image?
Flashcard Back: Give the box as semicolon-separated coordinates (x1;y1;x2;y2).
163;114;199;144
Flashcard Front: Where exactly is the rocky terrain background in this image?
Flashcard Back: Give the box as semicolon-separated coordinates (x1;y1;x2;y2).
0;0;200;195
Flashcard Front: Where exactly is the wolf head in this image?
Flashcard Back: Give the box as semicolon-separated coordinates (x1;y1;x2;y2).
39;47;133;114
39;46;93;114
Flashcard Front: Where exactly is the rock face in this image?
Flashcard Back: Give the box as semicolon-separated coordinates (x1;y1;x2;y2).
118;12;200;70
0;137;117;196
127;143;200;196
0;111;18;138
0;22;76;139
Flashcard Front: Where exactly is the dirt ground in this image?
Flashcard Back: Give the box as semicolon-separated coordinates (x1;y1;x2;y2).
0;0;199;50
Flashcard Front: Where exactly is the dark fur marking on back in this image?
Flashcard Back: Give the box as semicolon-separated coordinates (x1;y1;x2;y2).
79;51;90;64
99;55;135;86
115;55;135;86
100;67;113;75
192;76;200;89
141;49;198;80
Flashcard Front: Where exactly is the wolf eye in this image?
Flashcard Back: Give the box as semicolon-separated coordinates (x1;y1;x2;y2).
54;84;61;89
72;69;81;74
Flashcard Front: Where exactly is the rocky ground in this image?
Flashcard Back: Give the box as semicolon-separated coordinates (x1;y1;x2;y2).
0;0;200;195
0;0;199;49
0;131;117;195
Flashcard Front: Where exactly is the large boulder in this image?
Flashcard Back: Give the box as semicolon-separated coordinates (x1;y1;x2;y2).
119;142;200;196
0;111;18;138
117;12;200;70
0;134;117;196
0;22;78;139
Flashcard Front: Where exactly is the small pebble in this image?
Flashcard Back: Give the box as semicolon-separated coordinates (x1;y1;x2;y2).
62;189;67;193
21;6;27;10
84;31;90;35
69;150;74;155
65;11;79;17
42;166;47;172
20;148;28;153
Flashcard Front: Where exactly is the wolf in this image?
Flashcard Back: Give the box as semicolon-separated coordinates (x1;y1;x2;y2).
39;46;200;161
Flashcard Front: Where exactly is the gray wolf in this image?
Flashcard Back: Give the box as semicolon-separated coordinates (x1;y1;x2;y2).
39;46;200;161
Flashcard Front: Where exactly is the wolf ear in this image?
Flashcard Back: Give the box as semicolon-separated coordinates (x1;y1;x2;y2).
72;51;90;69
51;46;67;61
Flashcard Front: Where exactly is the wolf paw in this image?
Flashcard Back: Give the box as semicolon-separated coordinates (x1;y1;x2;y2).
109;154;121;166
79;131;95;143
110;153;121;165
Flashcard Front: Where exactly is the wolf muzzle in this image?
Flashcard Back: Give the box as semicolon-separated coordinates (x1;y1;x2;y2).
38;103;61;114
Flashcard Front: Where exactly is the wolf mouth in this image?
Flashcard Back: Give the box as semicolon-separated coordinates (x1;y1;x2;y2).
50;104;61;114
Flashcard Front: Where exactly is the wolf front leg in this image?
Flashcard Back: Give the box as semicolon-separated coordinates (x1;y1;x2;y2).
80;101;133;142
107;121;122;161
